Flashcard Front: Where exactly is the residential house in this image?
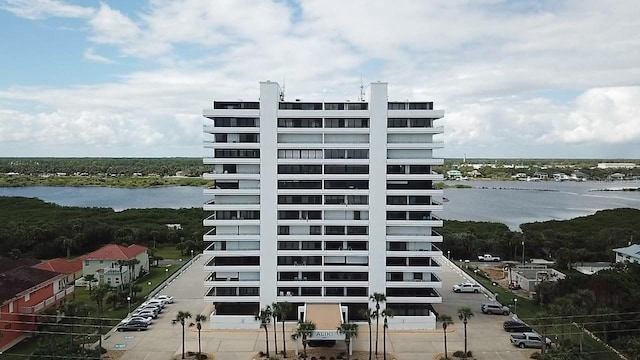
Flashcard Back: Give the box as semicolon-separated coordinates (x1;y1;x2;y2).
82;244;149;287
613;244;640;264
0;259;72;352
33;256;85;288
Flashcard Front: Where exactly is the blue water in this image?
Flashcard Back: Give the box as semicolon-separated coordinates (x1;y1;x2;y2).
1;180;639;229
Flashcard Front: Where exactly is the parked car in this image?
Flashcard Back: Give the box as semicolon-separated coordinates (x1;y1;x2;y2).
510;332;552;349
478;254;501;262
121;315;153;325
132;309;158;319
481;302;510;315
452;282;481;293
155;295;174;304
140;303;162;313
503;320;532;333
508;282;522;290
117;320;149;332
143;299;166;308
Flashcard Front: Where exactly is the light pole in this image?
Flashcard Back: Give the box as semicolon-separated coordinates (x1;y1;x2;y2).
127;296;131;316
447;250;451;260
521;241;525;264
514;298;518;317
165;268;169;280
191;249;194;259
473;269;478;282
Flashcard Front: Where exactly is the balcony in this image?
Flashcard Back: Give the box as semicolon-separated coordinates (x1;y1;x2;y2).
19;286;74;314
385;287;442;304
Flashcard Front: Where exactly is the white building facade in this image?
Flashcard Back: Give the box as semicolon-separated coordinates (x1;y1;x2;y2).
202;81;444;329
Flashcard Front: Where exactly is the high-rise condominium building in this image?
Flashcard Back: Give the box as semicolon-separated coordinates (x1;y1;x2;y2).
202;82;444;330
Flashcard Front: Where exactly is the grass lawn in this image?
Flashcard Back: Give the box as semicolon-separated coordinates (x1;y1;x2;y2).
154;244;184;260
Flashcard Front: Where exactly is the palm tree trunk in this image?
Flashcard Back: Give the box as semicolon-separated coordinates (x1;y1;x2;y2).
444;329;448;359
182;323;186;359
368;323;372;360
273;320;278;355
375;317;379;355
346;339;351;360
282;320;287;358
383;327;386;360
303;340;307;359
198;328;202;358
265;328;270;357
463;321;468;360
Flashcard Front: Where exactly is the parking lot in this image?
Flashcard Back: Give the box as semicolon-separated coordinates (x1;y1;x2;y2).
103;255;537;360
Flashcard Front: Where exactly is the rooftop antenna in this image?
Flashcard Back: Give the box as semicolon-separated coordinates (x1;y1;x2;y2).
280;75;286;101
358;74;366;101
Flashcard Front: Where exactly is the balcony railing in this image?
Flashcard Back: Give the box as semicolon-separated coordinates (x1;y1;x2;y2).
19;286;74;314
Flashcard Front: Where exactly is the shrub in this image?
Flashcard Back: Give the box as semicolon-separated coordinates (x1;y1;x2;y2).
311;357;317;360
258;351;265;357
530;352;542;359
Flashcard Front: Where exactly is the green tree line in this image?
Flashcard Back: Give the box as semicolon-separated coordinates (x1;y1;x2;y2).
0;197;208;259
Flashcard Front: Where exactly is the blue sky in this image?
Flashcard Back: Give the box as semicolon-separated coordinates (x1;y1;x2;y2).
1;0;639;158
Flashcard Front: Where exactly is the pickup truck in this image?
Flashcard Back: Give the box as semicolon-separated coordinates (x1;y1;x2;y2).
510;332;552;349
452;282;481;293
478;254;501;262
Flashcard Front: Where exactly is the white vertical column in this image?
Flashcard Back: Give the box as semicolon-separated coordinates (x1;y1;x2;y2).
259;81;280;307
368;82;388;297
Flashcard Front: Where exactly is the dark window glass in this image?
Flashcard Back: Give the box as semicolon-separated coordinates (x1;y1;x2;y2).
278;241;298;250
279;103;323;110
409;211;431;220
409;118;433;127
346;287;368;296
386;257;406;266
386;180;431;190
214;102;259;109
278;165;322;174
388;103;406;110
214;117;258;127
347;195;368;205
387;118;407;127
324;103;345;110
347;103;368;110
408;102;433;110
310;226;322;235
409;165;431;174
222;164;236;173
301;241;322;250
387;165;406;174
215;133;227;142
325;226;345;235
214;149;260;158
347;226;367;235
409;196;429;205
387;196;407;205
325;195;345;205
325;287;344;296
277;118;322;128
239;287;259;296
387;211;406;220
278;226;290;235
324;180;369;189
278;180;322;189
325;165;369;174
325;241;343;250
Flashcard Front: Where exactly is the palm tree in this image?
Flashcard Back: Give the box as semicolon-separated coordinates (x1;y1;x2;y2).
189;314;207;359
369;292;387;356
381;309;394;360
277;301;293;357
271;302;284;356
337;322;359;360
117;259;127;290
359;308;374;360
457;307;474;359
173;311;192;359
255;306;273;357
84;274;96;291
438;314;454;359
90;284;110;313
292;321;316;359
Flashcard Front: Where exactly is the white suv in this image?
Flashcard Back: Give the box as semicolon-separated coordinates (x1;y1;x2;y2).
452;282;481;293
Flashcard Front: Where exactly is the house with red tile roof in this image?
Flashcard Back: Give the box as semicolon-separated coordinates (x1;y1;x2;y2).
33;256;85;288
0;260;72;352
82;244;149;287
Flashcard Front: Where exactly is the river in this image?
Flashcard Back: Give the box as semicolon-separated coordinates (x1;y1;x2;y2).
1;180;639;230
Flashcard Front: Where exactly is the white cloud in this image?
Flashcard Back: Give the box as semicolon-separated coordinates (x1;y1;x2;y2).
83;48;115;64
1;0;640;157
0;0;94;19
543;87;640;145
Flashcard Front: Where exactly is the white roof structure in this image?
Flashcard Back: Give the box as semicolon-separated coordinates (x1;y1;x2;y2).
613;244;640;263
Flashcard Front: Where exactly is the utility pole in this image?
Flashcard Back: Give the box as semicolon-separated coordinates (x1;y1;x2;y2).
521;241;525;264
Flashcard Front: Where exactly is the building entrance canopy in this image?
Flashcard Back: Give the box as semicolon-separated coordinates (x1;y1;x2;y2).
305;303;344;340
